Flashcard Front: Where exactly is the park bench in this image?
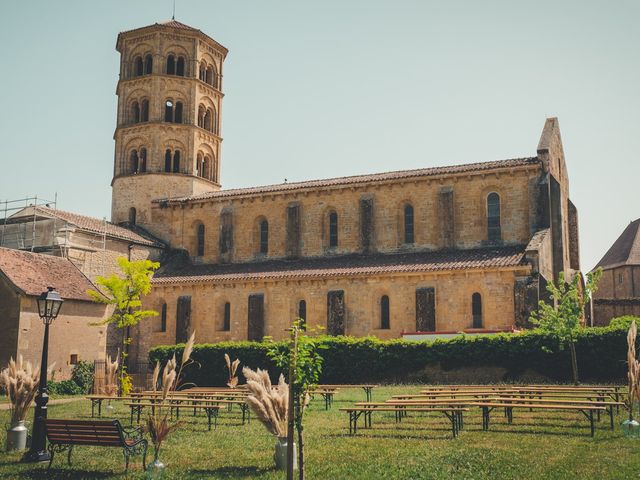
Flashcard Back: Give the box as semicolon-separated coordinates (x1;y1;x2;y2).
340;405;467;438
45;419;147;472
473;402;606;436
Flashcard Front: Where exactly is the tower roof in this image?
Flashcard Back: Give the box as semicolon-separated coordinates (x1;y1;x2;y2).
594;218;640;269
116;20;228;56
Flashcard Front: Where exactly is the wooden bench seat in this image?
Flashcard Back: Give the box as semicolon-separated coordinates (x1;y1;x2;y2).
45;419;147;472
339;406;468;438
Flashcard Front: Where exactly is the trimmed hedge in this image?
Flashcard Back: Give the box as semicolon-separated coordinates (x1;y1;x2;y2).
149;324;632;386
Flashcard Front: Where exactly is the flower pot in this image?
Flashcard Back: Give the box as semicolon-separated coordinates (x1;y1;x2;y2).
621;419;640;438
146;457;166;479
6;420;28;451
274;436;297;470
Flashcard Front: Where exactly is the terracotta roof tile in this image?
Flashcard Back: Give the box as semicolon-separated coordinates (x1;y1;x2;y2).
595;218;640;269
153;246;528;285
18;207;164;247
159;157;539;204
0;247;98;301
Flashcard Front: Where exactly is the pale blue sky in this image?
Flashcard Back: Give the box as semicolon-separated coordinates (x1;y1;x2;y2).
1;0;638;270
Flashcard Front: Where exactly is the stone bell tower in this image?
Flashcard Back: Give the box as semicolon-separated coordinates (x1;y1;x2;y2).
111;20;227;227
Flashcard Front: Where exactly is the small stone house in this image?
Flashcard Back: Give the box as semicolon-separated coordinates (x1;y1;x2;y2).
0;247;108;378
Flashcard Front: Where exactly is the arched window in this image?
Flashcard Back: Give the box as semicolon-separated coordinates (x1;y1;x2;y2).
487;193;501;242
159;303;167;332
329;211;338;248
259;219;269;254
203;156;211;180
196;153;203;177
198;105;205;128
131;102;140;124
166;54;175;75
173;150;181;173
472;293;483;328
141;99;149;122
144;54;153;74
176;56;185;76
174;102;183;123
134;56;143;76
404;204;414;244
139;148;147;173
164;100;174;122
223;302;231;331
298;300;307;329
207;66;216;87
196;223;205;257
130;150;139;174
380;295;390;329
204;109;212;131
164;149;172;172
129;207;137;225
199;62;206;81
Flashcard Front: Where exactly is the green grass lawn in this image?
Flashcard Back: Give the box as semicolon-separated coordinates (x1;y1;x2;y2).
0;385;636;479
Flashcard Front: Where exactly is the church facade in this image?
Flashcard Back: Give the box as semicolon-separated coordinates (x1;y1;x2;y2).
106;21;580;366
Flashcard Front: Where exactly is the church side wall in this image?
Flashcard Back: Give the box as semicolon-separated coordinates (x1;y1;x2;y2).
0;279;20;368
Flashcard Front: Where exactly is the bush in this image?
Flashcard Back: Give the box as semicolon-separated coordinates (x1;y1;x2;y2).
609;316;640;330
48;379;83;395
149;323;631;386
71;361;94;394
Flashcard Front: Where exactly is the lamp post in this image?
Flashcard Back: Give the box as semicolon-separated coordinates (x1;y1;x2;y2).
23;286;63;463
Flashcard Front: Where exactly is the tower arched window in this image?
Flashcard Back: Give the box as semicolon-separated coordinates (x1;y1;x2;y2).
404;204;414;244
203;156;211;180
196;153;203;177
329;211;338;248
472;293;483;328
207;66;216;87
166;55;175;75
380;295;390;329
199;62;206;81
164;100;174;122
198;105;205;128
196;223;205;257
159;303;167;332
259;219;269;254
134;56;143;77
487;192;501;242
164;149;172;172
141;99;149;122
131;102;140;124
298;300;307;329
174;102;183;123
176;56;185;76
204;109;212;131
172;150;181;173
129;207;137;225
130;149;139;174
139;148;147;173
144;54;153;74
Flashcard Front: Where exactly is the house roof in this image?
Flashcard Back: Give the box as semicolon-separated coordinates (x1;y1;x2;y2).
9;206;164;248
0;247;99;301
594;219;640;269
152;246;529;285
158;157;540;204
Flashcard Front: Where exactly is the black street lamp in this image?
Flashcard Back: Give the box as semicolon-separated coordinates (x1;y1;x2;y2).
23;286;63;463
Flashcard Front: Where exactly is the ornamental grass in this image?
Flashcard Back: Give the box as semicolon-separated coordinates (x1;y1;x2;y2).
0;356;40;425
627;321;640;419
243;366;288;437
225;353;240;388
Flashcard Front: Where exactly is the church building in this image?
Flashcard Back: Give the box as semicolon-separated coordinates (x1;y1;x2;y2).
107;20;581;366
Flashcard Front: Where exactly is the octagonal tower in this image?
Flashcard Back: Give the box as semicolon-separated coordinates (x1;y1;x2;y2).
111;20;228;226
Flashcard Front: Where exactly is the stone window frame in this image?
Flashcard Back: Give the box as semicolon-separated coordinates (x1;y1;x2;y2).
472;292;483;328
195;221;205;257
486;191;502;243
402;202;415;245
379;294;390;330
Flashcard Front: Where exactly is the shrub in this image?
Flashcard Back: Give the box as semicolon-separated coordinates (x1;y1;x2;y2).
48;379;83;395
149;323;631;386
71;361;94;394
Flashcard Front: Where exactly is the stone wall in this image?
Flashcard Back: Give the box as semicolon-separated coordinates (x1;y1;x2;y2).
0;279;20;367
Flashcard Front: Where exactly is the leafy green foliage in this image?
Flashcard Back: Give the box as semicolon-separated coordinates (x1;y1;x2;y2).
70;361;94;394
87;257;160;329
610;316;640;330
150;322;631;385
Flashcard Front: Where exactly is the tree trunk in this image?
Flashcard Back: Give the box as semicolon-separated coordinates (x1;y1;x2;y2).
297;419;304;480
569;341;579;385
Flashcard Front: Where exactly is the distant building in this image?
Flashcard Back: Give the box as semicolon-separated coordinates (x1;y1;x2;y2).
592;219;640;325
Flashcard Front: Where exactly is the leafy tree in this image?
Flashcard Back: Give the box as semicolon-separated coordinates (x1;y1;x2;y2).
88;257;159;393
267;320;325;480
529;268;602;384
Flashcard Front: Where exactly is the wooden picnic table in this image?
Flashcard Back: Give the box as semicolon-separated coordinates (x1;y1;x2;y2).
126;396;250;426
86;395;140;418
124;401;222;430
317;384;378;402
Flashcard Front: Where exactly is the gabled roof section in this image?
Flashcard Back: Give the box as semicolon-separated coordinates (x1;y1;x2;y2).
8;206;164;248
595;219;640;269
0;247;99;301
158;157;540;204
153;246;529;285
117;20;228;56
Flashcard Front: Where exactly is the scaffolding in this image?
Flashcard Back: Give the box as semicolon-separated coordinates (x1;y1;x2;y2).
0;194;61;253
